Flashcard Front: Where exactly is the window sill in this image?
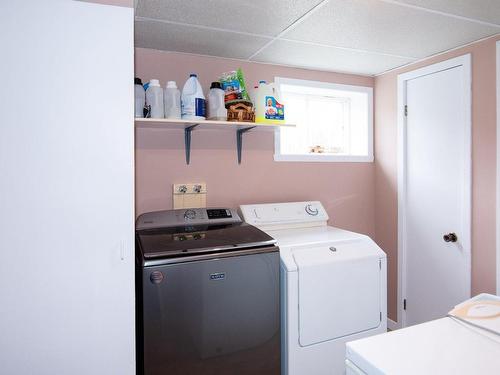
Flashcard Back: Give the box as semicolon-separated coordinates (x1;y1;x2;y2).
273;154;374;163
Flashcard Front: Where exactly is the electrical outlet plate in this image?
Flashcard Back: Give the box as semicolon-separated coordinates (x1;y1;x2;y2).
173;183;207;209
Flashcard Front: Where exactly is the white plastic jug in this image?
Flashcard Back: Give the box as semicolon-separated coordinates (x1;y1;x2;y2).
164;81;181;119
181;74;206;120
134;77;145;118
249;83;259;106
146;79;164;118
208;82;227;121
255;81;285;124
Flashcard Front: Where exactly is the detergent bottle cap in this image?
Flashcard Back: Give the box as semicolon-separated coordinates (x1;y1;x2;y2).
149;79;160;87
210;81;222;90
166;81;177;89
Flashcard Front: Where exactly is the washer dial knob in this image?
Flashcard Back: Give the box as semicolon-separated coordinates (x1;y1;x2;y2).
184;209;197;220
305;204;319;216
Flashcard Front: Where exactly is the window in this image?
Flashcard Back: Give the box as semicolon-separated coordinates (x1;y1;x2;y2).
274;77;373;162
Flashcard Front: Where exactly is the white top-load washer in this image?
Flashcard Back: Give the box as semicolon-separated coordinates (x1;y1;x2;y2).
345;295;500;374
240;201;387;375
345;317;500;375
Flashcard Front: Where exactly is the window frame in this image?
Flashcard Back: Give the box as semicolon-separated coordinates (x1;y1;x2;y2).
274;77;374;163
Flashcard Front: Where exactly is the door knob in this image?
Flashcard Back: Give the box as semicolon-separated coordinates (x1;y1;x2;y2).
443;233;457;243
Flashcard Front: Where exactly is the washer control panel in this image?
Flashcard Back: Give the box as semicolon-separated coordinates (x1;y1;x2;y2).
136;208;240;230
207;209;232;219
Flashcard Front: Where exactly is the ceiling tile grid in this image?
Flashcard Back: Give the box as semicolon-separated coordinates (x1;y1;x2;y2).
250;39;415;75
136;0;325;36
283;0;500;58
134;0;500;75
392;0;500;26
135;19;272;59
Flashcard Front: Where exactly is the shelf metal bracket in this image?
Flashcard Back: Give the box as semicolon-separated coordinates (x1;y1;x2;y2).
184;124;199;164
236;126;256;164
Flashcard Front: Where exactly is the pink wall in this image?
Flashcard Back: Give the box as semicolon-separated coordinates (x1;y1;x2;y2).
136;39;499;323
375;35;500;321
135;48;376;237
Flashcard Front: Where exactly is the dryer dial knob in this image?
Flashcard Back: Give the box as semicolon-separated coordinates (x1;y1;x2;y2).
305;204;319;216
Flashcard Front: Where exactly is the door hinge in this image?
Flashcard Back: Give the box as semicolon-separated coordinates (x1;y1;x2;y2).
379;259;382;269
380;311;382;322
403;299;407;310
404;105;408;117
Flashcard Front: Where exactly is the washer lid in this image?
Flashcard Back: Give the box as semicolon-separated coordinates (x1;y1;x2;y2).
293;239;382;346
137;222;275;259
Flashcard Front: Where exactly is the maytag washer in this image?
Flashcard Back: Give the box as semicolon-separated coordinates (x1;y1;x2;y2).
136;208;281;375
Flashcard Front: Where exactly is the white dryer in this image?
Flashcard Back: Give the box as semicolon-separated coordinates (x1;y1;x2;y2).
240;201;387;375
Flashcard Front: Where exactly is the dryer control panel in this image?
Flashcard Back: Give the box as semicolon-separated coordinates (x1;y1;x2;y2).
240;201;329;230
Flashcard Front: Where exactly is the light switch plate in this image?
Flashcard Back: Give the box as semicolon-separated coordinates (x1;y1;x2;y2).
173;183;207;209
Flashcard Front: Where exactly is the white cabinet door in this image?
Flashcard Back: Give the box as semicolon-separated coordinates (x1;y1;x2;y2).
0;1;134;374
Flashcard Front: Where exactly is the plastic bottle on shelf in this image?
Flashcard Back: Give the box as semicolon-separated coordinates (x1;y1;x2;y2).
250;80;265;108
249;83;259;106
164;81;181;119
134;78;145;118
207;82;227;121
181;74;206;120
145;79;164;118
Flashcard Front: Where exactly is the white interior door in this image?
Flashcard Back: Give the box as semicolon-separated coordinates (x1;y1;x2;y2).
398;55;471;327
0;1;134;374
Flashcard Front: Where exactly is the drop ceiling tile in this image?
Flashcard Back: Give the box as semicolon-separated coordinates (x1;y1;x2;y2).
395;0;500;26
250;39;415;75
135;19;271;59
135;0;324;36
284;0;500;58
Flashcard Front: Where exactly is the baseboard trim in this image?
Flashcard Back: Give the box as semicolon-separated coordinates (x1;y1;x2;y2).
387;318;400;331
